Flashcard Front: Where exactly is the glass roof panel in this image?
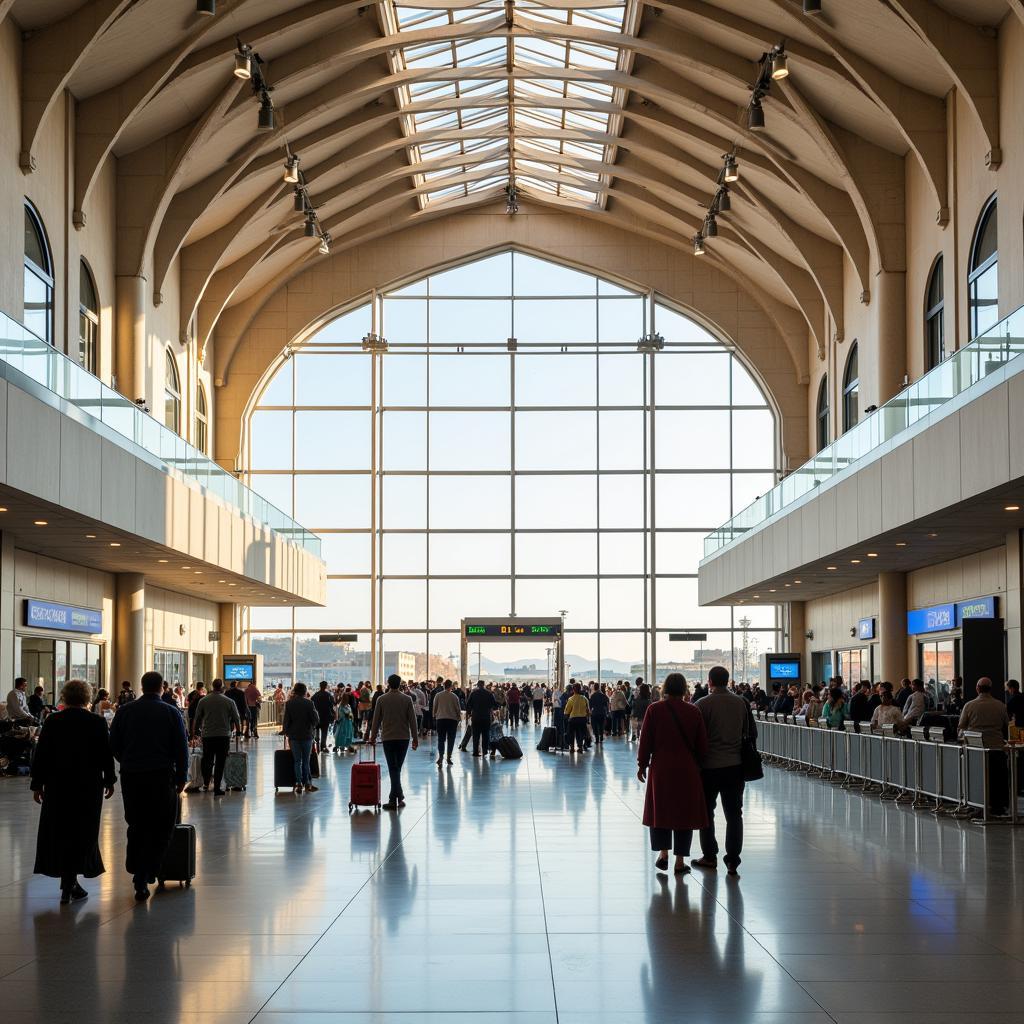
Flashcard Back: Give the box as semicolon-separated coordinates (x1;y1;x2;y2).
379;0;636;207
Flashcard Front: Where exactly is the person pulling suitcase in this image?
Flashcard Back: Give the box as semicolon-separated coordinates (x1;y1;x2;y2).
367;674;418;810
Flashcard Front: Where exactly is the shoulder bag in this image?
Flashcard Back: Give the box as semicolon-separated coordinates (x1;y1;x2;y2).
741;703;764;782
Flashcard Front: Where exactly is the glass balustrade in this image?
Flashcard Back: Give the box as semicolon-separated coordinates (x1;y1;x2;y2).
704;305;1024;558
0;310;321;558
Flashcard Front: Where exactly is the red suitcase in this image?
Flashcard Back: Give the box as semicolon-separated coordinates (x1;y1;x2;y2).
349;744;381;811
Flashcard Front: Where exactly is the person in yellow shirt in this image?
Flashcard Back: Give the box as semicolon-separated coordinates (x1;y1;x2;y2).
564;683;590;753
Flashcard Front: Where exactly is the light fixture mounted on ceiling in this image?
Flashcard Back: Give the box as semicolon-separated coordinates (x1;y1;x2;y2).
197;0;216;15
803;0;823;13
693;234;706;257
505;180;520;215
283;154;300;184
233;42;252;80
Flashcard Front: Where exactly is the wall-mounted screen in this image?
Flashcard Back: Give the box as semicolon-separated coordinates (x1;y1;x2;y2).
224;662;254;681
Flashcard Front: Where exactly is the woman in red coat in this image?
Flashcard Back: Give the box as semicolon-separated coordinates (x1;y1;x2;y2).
637;673;709;874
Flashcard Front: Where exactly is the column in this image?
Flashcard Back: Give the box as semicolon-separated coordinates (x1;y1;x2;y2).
114;573;146;692
218;603;237;670
787;601;806;660
878;571;907;684
1005;530;1022;681
874;270;907;407
115;275;147;402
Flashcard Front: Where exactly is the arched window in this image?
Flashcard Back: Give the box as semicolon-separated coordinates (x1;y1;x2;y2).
78;261;100;375
24;201;54;345
924;256;944;370
195;383;208;453
968;196;998;339
842;344;859;433
164;350;181;433
816;376;829;451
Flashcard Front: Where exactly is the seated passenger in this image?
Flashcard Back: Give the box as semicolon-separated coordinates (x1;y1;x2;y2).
821;686;846;729
869;691;906;733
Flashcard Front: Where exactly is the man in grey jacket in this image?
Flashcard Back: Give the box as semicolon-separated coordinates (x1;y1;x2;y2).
693;665;751;875
194;679;241;796
282;683;320;793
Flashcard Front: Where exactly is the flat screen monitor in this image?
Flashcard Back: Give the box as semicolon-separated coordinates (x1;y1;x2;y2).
224;662;254;682
768;660;800;681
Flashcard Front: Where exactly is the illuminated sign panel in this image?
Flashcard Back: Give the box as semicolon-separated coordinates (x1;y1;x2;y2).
464;621;562;639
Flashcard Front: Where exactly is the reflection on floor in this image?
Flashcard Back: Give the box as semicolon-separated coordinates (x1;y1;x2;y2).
1;721;1023;1023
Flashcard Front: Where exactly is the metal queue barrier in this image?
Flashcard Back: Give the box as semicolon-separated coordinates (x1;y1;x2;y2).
753;712;1020;826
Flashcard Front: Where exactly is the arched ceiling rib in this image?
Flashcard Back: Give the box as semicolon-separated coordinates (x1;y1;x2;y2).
5;0;1013;377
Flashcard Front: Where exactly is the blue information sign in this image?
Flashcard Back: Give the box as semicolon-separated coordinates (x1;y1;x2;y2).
24;598;102;634
224;662;254;681
769;660;800;680
858;618;875;640
906;603;955;635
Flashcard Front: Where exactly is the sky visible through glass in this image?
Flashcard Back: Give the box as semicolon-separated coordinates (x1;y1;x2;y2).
245;251;778;685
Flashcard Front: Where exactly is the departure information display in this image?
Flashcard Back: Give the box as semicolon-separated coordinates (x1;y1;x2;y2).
464;621;561;639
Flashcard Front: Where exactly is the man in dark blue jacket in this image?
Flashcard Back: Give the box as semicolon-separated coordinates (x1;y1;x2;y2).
110;671;189;901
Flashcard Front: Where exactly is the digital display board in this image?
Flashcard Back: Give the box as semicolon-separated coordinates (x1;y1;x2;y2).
25;599;102;634
906;603;955;635
224;662;254;681
769;660;801;680
858;618;875;640
464;621;561;638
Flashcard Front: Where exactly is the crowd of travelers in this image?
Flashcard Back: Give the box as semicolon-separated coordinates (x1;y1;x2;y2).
8;663;1022;906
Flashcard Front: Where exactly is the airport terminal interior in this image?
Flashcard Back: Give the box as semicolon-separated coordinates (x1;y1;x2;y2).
0;0;1023;1020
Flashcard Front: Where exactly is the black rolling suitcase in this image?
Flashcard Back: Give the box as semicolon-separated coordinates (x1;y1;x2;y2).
274;741;321;790
497;735;523;759
537;726;557;751
157;801;196;889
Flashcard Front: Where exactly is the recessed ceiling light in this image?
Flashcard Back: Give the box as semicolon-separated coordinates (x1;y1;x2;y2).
866;552;878;558
826;566;837;570
895;542;907;548
1005;505;1020;512
194;570;202;574
851;559;861;564
752;594;760;599
769;589;777;593
218;579;227;583
228;582;237;587
0;507;8;513
784;583;791;588
181;566;191;570
110;542;121;547
85;534;96;539
928;532;938;538
158;559;168;563
34;520;47;526
793;580;802;584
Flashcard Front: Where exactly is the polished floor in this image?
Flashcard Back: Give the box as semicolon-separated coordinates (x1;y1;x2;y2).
1;721;1023;1024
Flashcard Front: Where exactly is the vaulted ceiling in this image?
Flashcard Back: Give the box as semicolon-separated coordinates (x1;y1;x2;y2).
9;0;1020;369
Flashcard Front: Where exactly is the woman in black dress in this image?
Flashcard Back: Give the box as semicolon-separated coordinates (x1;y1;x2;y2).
31;679;116;904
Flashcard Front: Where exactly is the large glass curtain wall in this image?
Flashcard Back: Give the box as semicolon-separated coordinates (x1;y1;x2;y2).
245;252;779;686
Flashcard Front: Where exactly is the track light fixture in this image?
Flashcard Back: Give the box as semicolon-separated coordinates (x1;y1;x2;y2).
693;234;706;257
304;212;317;238
705;215;718;238
233;44;252;80
803;0;822;13
283;154;300;184
505;180;520;215
293;187;305;213
745;42;788;132
318;233;331;256
258;95;275;131
770;47;789;80
718;189;731;212
723;154;739;182
197;0;216;14
747;97;765;130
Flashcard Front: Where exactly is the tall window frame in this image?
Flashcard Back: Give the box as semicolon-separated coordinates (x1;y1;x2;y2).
816;376;829;451
924;255;944;370
78;260;100;375
842;344;859;433
968;195;998;340
241;250;781;689
195;382;209;453
164;349;181;434
24;200;54;346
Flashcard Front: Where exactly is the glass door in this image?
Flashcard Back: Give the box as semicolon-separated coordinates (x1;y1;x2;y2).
19;637;56;704
919;637;958;708
837;647;869;685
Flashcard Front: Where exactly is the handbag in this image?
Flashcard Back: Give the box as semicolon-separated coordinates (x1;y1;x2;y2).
741;705;764;782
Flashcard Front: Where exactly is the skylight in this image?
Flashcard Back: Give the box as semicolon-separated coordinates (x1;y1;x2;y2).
378;0;639;209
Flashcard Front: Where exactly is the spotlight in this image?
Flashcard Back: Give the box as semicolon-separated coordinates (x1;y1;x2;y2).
233;46;252;80
318;234;331;256
197;0;216;14
304;212;317;237
718;189;731;212
803;0;822;12
705;215;718;237
724;154;739;182
293;188;305;213
505;181;519;215
693;234;706;256
258;95;275;132
283;155;300;184
771;47;789;81
747;98;765;130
